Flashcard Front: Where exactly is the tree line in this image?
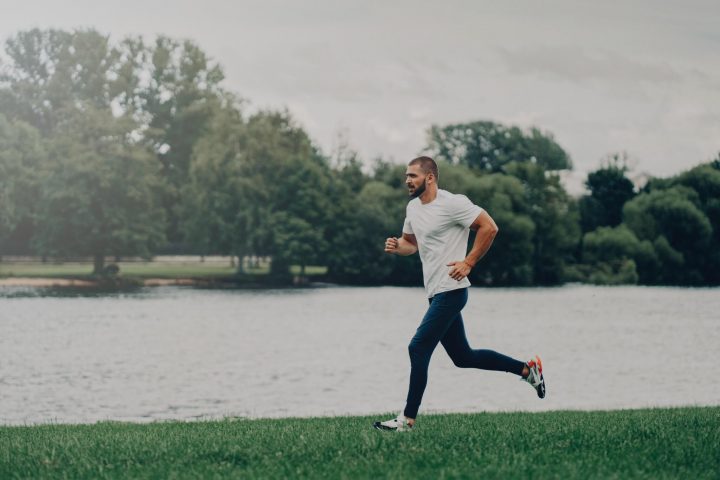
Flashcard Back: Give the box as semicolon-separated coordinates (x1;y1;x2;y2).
1;29;718;286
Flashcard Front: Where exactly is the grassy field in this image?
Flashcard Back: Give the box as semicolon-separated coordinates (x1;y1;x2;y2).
0;261;327;278
1;407;718;479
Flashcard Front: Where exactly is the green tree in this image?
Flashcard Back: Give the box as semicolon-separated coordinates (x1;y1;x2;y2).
678;162;720;283
0;115;45;254
32;107;166;273
577;225;656;285
136;37;228;246
269;212;326;277
623;186;712;284
0;29;127;134
580;154;636;232
181;97;253;268
505;162;580;284
426;120;571;172
242;111;332;275
184;109;332;277
325;180;408;284
0;29;230;252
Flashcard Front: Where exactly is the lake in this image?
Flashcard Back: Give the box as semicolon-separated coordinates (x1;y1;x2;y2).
1;285;718;425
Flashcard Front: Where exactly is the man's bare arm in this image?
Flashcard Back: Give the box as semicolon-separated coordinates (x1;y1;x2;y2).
464;210;499;267
447;210;499;281
385;233;418;256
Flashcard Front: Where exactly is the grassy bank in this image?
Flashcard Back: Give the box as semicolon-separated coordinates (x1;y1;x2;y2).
2;407;718;479
0;261;327;279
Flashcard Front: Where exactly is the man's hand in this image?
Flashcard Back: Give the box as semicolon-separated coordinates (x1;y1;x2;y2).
447;261;473;281
384;233;418;256
385;237;400;254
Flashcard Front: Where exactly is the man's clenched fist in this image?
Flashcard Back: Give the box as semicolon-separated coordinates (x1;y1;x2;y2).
385;237;399;254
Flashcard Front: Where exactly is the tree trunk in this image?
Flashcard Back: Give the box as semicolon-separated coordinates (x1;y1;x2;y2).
93;254;105;275
301;264;306;276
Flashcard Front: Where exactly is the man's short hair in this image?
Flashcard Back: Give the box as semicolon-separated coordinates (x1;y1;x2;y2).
408;156;439;180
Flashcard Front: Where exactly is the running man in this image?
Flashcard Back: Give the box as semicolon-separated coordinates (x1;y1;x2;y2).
373;156;545;432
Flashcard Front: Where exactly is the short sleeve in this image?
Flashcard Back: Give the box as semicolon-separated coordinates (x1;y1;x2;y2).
402;217;414;234
451;194;483;228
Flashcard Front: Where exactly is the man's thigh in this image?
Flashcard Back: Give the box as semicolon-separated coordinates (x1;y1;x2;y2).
412;289;467;347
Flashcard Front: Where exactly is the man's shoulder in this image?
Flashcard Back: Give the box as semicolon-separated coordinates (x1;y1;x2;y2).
438;189;469;204
406;197;420;211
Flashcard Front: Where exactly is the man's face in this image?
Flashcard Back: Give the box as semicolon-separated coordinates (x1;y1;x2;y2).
405;164;428;198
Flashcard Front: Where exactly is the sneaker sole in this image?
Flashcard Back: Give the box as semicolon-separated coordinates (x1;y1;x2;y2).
373;422;395;431
372;422;412;432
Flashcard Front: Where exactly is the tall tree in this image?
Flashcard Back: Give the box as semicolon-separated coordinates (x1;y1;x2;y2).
137;37;228;246
426;120;571;172
580;154;636;233
0;29;124;134
32;107;166;273
325;180;406;284
184;109;332;276
505;162;580;284
0;29;229;251
182;96;261;271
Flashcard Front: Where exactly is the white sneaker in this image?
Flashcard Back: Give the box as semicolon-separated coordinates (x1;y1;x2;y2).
373;414;413;432
523;355;546;399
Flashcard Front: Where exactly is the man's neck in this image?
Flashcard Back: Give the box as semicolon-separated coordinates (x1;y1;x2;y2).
419;185;438;204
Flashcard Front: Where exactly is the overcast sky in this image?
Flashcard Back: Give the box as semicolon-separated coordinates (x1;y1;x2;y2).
1;0;718;190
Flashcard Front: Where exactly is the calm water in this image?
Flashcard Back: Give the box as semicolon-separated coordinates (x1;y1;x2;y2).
1;285;718;425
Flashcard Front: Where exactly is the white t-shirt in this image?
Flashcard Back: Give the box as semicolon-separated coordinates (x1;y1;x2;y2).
403;189;484;298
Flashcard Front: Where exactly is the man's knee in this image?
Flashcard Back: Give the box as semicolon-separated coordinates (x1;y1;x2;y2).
408;340;428;362
450;355;473;368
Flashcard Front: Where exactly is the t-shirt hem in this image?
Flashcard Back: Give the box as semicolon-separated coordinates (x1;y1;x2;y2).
427;283;471;298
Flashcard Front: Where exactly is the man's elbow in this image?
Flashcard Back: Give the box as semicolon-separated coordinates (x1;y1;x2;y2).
489;224;499;238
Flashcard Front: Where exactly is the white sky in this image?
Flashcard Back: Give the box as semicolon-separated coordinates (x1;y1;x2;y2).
1;0;719;190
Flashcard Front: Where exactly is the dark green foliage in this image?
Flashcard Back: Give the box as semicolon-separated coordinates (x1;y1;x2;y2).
31;108;166;273
137;36;228;245
505;162;580;285
325;181;403;283
580;158;636;232
426;120;572;172
623;186;712;284
575;226;644;284
0;114;45;253
574;159;720;286
1;408;718;479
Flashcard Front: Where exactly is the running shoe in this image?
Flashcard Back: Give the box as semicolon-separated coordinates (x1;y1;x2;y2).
373;414;413;432
523;355;546;399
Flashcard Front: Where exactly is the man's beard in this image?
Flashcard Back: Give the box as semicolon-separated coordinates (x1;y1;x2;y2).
409;178;427;198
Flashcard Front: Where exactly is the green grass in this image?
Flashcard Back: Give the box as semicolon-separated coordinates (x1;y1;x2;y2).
0;262;327;279
0;262;98;277
1;407;718;479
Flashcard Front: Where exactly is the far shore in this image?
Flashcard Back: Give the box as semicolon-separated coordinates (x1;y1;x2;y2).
0;277;199;287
